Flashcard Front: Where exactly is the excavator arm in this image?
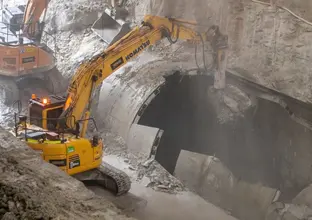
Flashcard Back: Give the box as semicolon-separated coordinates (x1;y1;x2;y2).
22;0;50;40
61;15;228;134
15;14;228;197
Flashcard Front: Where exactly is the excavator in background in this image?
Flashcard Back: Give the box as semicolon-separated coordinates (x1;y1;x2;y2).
12;12;228;195
0;0;64;104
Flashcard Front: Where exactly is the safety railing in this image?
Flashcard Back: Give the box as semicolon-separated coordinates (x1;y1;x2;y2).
0;20;56;54
0;21;23;45
13;113;99;141
0;20;58;74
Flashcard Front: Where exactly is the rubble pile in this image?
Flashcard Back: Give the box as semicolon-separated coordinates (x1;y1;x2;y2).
0;180;59;220
136;161;185;193
103;132;185;194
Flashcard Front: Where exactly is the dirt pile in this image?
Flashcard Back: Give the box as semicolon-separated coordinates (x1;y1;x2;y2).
0;128;135;220
0;181;58;220
102;132;185;194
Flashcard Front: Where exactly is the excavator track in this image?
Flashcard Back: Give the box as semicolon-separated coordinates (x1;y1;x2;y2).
98;162;131;196
74;162;131;196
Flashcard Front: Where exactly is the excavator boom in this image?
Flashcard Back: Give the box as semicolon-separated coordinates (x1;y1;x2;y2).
62;15;228;131
22;0;50;40
15;14;228;196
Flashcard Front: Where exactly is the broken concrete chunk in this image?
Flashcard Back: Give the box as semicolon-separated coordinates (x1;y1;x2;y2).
157;185;169;190
7;201;15;212
127;124;163;160
142;158;154;168
293;184;312;208
128;166;136;170
1;212;18;220
175;150;280;220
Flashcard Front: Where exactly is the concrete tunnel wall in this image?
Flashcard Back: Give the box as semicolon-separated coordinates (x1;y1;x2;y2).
94;53;194;153
94;55;165;140
96;61;312;192
94;55;312;220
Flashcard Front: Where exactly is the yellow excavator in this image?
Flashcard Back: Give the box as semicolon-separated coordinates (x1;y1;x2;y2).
13;13;228;195
0;0;64;104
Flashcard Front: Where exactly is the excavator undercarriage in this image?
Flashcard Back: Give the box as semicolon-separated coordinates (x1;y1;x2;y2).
74;162;131;196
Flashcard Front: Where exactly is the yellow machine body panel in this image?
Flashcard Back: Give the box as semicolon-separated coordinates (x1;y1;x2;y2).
15;95;102;176
23;133;103;176
20;95;103;176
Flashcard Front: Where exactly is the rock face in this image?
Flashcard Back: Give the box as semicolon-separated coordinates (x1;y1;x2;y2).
226;0;312;103
37;0;312;103
1;1;310;108
0;128;135;220
128;0;312;103
43;0;110;78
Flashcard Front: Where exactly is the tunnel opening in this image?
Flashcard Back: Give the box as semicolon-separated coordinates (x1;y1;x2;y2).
137;72;312;204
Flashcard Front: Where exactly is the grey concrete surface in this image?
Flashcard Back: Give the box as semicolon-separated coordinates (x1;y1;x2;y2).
90;182;239;220
175;150;280;220
127;124;162;159
89;155;239;220
96;53;165;139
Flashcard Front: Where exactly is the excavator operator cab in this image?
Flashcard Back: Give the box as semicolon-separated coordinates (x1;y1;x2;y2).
28;94;66;130
1;6;25;33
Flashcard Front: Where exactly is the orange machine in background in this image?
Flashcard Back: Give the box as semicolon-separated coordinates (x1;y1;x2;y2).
0;1;64;104
0;43;55;77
